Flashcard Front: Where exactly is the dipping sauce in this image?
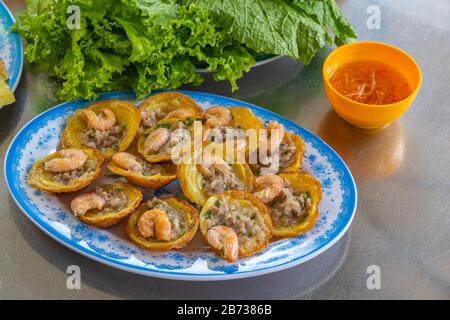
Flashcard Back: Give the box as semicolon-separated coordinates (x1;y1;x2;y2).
329;60;412;105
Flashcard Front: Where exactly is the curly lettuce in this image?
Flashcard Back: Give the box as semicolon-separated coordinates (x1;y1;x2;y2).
13;0;355;101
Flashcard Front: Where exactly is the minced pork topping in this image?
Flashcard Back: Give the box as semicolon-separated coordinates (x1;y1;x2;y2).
80;125;125;151
94;186;129;213
201;164;244;195
203;198;269;247
270;181;312;228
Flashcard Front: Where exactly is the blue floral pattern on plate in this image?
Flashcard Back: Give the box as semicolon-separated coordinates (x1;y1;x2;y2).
0;1;23;92
4;90;357;280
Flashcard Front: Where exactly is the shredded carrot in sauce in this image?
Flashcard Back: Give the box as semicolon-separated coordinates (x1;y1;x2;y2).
330;61;411;105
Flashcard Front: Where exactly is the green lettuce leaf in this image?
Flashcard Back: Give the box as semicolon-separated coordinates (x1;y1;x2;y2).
185;0;356;63
13;0;355;101
290;0;357;46
14;0;255;100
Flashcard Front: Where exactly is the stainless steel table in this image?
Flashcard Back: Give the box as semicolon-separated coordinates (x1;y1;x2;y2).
0;0;449;299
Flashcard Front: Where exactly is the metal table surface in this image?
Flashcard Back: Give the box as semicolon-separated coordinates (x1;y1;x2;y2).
0;0;449;299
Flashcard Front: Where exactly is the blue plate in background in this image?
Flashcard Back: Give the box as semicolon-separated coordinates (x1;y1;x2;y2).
0;1;23;92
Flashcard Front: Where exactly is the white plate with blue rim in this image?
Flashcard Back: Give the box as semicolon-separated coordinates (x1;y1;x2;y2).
4;90;357;281
0;1;23;92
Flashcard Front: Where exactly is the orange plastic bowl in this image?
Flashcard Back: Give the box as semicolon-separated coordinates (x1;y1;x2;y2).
322;41;422;129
